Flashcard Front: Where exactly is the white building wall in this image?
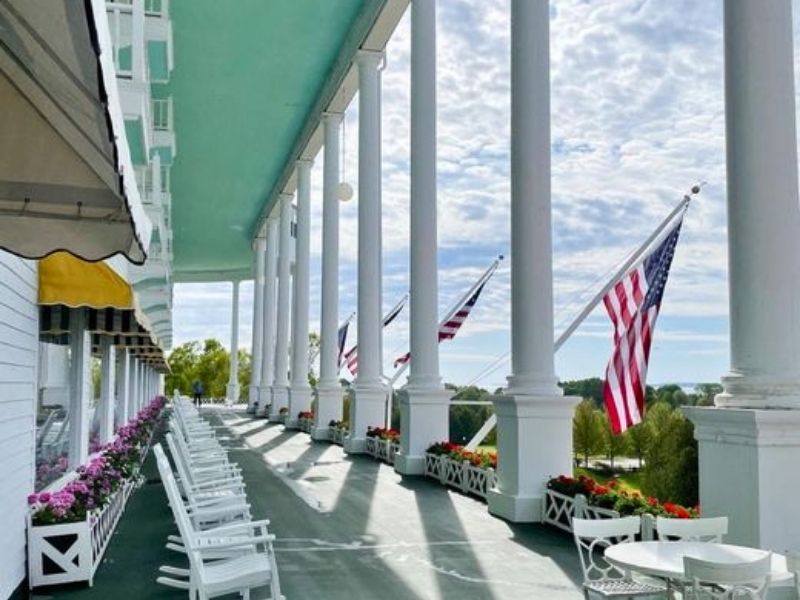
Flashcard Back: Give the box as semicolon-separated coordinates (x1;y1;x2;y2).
0;251;38;597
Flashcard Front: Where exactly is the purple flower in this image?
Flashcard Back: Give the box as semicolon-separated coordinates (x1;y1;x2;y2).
27;493;38;505
38;492;51;503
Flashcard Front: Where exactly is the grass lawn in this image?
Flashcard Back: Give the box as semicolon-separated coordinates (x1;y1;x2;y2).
574;466;644;494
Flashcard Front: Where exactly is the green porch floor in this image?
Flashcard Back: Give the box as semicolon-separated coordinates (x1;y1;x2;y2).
36;407;584;599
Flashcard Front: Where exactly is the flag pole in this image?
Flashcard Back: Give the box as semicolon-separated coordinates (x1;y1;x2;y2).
341;294;409;376
463;186;700;451
387;254;505;388
554;190;695;353
309;311;356;365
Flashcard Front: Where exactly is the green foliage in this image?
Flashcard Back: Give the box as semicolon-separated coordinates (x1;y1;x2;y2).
448;384;495;445
561;378;604;407
572;399;603;466
640;401;698;506
307;332;320;387
601;412;629;469
166;339;252;401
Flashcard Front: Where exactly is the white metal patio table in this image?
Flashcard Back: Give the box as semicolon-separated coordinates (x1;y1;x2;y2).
605;541;794;595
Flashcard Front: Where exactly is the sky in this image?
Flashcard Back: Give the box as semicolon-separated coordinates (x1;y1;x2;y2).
172;0;800;391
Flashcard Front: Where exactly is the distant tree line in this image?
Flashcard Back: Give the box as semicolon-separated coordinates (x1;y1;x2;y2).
166;339;252;401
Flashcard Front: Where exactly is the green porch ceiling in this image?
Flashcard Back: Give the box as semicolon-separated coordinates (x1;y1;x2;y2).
166;0;376;281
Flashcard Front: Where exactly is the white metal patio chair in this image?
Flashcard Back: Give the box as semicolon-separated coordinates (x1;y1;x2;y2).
683;553;771;599
153;445;283;599
655;516;728;543
573;516;668;599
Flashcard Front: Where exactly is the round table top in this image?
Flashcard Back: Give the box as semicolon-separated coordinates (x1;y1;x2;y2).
604;541;792;584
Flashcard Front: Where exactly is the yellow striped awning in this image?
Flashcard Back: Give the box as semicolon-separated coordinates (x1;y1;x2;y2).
38;251;133;309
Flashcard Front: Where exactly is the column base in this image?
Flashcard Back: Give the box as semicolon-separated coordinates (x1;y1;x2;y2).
685;406;800;551
313;385;343;440
488;392;580;523
256;385;271;417
287;383;314;429
246;384;260;413
394;452;426;475
310;426;332;441
716;371;800;409
487;489;541;522
394;388;451;476
346;382;387;455
226;383;240;405
268;385;289;422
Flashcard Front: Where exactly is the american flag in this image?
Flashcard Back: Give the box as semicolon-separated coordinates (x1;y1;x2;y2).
337;321;350;367
394;281;487;368
344;296;407;376
602;219;683;434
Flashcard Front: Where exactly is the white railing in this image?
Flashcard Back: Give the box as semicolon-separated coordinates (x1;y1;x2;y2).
542;489;656;539
28;479;137;588
144;0;168;17
423;453;497;499
331;426;348;446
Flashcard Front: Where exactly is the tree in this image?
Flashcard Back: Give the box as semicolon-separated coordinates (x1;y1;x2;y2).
561;378;604;407
237;348;252;402
601;411;629;470
640;402;699;506
626;421;650;468
166;341;201;395
573;399;603;466
694;383;722;406
195;339;229;399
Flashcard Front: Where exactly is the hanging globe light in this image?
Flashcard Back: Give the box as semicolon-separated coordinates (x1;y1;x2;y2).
337;181;354;201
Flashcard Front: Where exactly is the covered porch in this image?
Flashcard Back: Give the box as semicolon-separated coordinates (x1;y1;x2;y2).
47;406;582;599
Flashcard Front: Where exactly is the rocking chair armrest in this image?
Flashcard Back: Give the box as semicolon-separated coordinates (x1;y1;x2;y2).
187;503;250;519
198;518;272;536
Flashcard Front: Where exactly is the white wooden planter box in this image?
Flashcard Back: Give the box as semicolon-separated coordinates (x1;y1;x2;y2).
365;438;400;465
331;427;347;446
541;489;656;539
423;453;497;499
28;479;136;588
298;417;313;433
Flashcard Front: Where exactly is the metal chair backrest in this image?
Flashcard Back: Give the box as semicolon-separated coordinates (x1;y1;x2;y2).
656;516;728;542
684;553;771;600
572;516;640;582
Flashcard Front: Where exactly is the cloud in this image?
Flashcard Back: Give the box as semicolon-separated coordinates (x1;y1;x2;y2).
173;0;800;386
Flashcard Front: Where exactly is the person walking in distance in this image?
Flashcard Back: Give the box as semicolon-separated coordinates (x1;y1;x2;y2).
192;379;204;408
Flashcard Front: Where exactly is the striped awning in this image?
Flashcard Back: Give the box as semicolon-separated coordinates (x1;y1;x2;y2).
0;0;151;264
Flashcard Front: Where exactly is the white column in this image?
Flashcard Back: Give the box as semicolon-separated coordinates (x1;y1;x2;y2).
68;309;91;468
686;0;800;552
127;356;138;420
248;236;267;412
98;337;116;443
288;160;314;427
257;216;279;416
395;0;451;474
115;348;130;428
346;50;388;454
487;0;578;522
269;193;293;421
226;280;241;404
311;112;344;440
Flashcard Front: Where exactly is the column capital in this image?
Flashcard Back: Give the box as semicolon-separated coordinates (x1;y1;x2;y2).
321;111;344;125
355;49;385;69
296;158;314;171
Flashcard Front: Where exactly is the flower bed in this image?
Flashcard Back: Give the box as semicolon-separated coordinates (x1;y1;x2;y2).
328;420;348;446
365;427;400;464
543;474;698;535
424;442;497;499
297;411;314;433
27;397;165;588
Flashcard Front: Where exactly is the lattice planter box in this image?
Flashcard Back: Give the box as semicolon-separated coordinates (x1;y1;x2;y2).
331;427;348;446
542;490;620;533
298;417;313;433
423;454;497;500
365;438;400;465
28;480;136;588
